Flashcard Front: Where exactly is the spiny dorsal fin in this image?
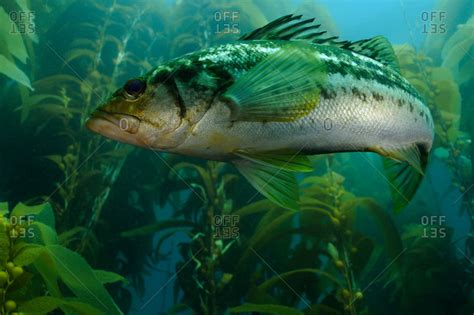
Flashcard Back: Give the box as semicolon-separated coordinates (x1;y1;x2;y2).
239;14;400;72
239;14;326;42
338;36;400;72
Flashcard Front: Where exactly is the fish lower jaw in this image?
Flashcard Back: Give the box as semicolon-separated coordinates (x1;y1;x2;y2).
86;117;143;147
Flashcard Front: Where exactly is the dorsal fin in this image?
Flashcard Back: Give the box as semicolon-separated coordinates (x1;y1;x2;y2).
239;14;400;72
338;36;400;71
239;14;327;42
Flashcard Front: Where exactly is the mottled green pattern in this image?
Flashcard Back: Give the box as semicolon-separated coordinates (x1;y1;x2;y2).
153;40;424;109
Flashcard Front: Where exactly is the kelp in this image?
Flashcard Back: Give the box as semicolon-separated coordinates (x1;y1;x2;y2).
423;0;472;63
0;202;124;314
441;15;474;85
383;225;474;314
121;155;402;314
0;2;35;90
396;43;474;245
15;0;165;264
230;303;305;315
168;0;268;56
0;0;172;311
396;44;462;143
395;45;473;192
232;169;401;315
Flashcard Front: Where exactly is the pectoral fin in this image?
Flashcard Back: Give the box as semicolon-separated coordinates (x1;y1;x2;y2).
371;144;428;212
222;44;327;122
233;159;300;211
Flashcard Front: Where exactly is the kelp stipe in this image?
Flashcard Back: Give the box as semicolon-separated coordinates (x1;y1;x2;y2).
123;161;240;314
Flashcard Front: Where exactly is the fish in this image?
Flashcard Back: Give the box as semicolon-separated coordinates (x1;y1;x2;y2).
86;14;434;212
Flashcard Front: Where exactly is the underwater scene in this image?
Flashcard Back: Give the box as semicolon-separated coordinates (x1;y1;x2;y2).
0;0;474;314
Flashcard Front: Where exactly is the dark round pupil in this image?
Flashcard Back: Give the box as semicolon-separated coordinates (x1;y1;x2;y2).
124;79;145;95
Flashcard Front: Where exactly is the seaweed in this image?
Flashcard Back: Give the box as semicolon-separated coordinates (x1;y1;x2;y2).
423;0;472;64
395;45;473;215
383;225;474;314
441;15;474;85
0;0;171;312
0;201;124;314
0;1;36;91
399;14;474;257
121;157;404;314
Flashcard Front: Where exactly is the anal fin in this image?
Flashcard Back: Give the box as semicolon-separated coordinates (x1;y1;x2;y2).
371;144;428;212
372;144;424;174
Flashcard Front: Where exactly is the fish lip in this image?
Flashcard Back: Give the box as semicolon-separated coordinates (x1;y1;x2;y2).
87;110;141;134
90;109;138;125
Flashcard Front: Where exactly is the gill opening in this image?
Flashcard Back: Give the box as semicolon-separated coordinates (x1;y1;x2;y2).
166;79;187;119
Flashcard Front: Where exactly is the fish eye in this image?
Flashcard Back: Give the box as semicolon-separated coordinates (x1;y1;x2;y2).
123;79;146;100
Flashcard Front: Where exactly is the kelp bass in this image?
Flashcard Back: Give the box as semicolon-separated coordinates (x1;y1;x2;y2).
87;14;434;211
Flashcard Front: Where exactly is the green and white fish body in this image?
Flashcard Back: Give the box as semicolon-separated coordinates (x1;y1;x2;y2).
173;41;433;160
87;15;434;211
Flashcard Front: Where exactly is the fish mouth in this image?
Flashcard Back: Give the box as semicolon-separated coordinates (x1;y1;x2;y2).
86;110;142;144
87;110;141;133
